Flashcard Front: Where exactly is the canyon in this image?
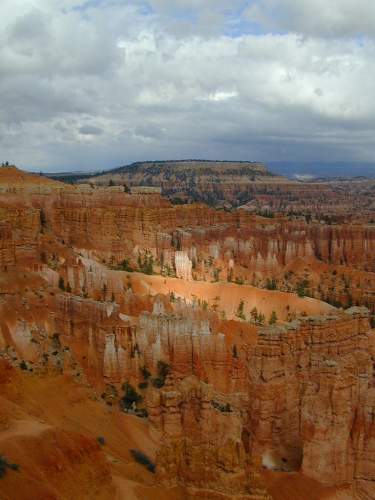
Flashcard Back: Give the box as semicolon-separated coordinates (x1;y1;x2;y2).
74;160;375;222
1;164;375;499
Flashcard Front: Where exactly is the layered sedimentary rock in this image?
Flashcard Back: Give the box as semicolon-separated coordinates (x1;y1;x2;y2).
142;306;375;497
150;375;270;499
0;206;41;271
77;160;375;223
83;160;286;207
247;308;374;489
1;166;373;324
2;166;375;498
21;287;371;497
174;251;192;281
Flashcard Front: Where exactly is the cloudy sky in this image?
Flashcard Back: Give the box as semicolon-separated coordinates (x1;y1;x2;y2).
1;0;375;171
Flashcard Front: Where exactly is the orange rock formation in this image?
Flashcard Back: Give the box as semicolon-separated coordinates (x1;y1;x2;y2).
0;166;374;499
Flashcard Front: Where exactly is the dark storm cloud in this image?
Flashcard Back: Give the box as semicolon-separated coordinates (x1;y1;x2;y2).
1;0;374;171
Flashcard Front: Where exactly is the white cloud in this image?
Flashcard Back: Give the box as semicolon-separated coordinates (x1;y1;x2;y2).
245;0;375;38
198;90;238;102
0;0;374;170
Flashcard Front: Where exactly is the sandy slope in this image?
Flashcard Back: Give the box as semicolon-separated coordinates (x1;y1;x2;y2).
0;362;184;500
130;272;336;321
262;470;354;500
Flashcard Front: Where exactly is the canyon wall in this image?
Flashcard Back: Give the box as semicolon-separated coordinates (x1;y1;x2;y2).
2;279;374;497
2;167;375;498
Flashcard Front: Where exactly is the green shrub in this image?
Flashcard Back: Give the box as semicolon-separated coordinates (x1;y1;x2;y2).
152;377;165;388
140;366;151;380
236;300;246;320
119;259;133;272
58;276;65;291
157;360;170;380
0;456;19;479
121;382;143;410
257;312;265;325
151;361;170;389
269;311;278;325
297;279;309;298
137;252;154;275
130;449;156;473
19;360;27;371
265;278;277;290
250;307;258;322
211;401;232;413
40;209;47;227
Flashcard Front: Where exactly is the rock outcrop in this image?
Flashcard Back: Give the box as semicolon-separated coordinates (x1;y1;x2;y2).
2;166;375;499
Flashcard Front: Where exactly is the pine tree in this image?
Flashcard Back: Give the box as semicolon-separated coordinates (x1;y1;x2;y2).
58;276;65;291
236;300;246;320
269;310;277;325
250;307;258;322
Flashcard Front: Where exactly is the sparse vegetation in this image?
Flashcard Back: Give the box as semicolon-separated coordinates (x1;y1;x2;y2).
0;455;19;478
152;360;170;388
266;278;277;290
297;279;309;298
19;360;28;370
269;310;278;325
212;268;221;282
140;366;151;380
120;381;143;410
119;259;133;272
250;307;258;322
137;252;154;275
257;312;266;325
58;276;65;291
130;449;156;473
236;300;246;320
40;208;47;228
211;401;232;413
227;268;233;282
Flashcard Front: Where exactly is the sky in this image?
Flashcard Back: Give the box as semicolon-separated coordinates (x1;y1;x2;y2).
1;0;375;172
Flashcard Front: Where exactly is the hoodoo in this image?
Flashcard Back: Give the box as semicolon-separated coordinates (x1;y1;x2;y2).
0;165;374;499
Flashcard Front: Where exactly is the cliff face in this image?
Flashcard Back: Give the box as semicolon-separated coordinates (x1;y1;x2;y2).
15;290;375;495
4;168;373;276
2;167;375;498
248;309;374;487
4;272;374;497
79;161;375;221
36;189;375;316
84;160;286;207
150;375;270;499
141;306;375;498
26;185;375;277
0;206;41;271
